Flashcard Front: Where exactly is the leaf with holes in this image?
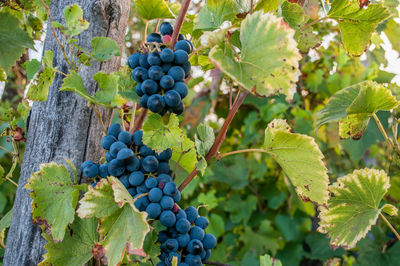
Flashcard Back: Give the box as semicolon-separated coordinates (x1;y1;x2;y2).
77;177;150;266
209;11;301;99
25;162;80;242
63;4;89;36
263;119;329;204
317;168;398;249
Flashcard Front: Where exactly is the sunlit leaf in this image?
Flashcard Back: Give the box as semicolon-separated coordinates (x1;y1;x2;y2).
23;59;41;80
134;0;175;20
254;0;280;13
194;0;236;31
195;124;215;157
63;4;90;36
91;37;121;62
260;254;282;266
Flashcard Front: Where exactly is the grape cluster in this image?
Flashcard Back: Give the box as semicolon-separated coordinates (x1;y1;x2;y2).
127;22;193;116
80;123;216;265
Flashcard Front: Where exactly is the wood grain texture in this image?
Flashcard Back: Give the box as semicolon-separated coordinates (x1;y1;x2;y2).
3;0;130;265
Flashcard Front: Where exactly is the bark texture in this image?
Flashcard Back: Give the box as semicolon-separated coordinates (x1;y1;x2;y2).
4;0;130;265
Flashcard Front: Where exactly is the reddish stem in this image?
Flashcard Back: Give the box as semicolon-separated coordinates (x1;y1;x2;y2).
171;0;191;48
133;108;148;132
178;91;248;191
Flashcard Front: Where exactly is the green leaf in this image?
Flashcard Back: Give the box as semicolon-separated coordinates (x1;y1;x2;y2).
77;177;150;266
40;216;98;266
195;124;215;157
25;162;80;242
254;0;280;13
0;12;34;71
304;231;345;260
93;72;119;104
23;59;41;80
115;66;140;103
196;157;207;175
317;168;398;248
172;135;198;175
63;4;90;36
0;208;13;246
209;11;301;98
328;1;390;56
91;37;121;62
264;119;329;204
260;254;282;266
194;0;236;31
0;164;4;179
134;0;175;20
142;113;184;153
294;27;320;53
281;0;307;28
338;113;370;139
384;19;400;55
26;50;56;101
381;203;398;216
315;81;399;130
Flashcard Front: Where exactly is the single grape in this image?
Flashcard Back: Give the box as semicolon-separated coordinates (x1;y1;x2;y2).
190;226;205;240
134;194;150;212
145;177;158;189
109;141;127;157
174;50;189;65
99;164;109;178
137;184;149;193
80;160;93;172
140;94;149;108
167;252;181;264
171;101;184;115
129;171;145;186
174;40;191;53
132;130;143;146
157;173;172;183
203;249;211;262
146;203;162;219
160;196;174;210
157;162;170;174
195;216;209;229
183;61;191;78
105;152;114;162
139;145;155;157
139;54;151;68
160;210;177;227
184;39;194;53
185;207;198;223
187;239;203;255
160;22;173;36
132;67;148;82
162;63;173;74
108;159;125;177
156;148;172;161
142;155;159;172
83;164;98;178
177;233;191;248
178;34;185;41
164;90;182;107
147;94;166;114
202;233;217;249
185;254;202;266
165;238;179;252
142;79;158;95
101;135;116;150
128;53;141;69
136;83;144;97
126;156;140;171
160;48;175;63
119;175;130;188
162;34;172;45
168;66;185;82
172;82;188;98
117;148;134;164
163;182;177;196
148;65;164;81
107;123;123;138
146;33;162;43
147;52;161;66
149;187;163;202
160;75;175;90
176;209;187;220
176;218;191;234
117;131;132;145
173;190;181;203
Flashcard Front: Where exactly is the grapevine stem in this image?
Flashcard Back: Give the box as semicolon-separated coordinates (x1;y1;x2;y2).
380;213;400;241
129;103;137;134
217;148;268;159
171;0;192;48
250;0;254;14
109;108;116;128
0;146;12;154
373;113;394;150
179;91;248;191
133;108;148;132
229;80;233;110
144;21;149;40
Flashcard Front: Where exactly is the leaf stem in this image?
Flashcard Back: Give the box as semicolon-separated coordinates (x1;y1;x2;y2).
154;19;161;32
171;0;192;48
4;160;18;187
373;113;393;150
144;21;149;40
179;91;248;191
218;148;268;159
380;213;400;241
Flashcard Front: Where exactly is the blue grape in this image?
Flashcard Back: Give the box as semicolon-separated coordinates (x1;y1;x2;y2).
99;164;109;178
190;226;205;240
175;218;191;234
146;203;162;219
145;177;158;189
185;254;202;265
202;233;217;249
142;155;159;172
101;135;116;150
80;160;93;172
178;34;185;41
108;159;125;177
139;54;151;68
142;79;158;95
149;187;163;202
173;190;181;203
183;61;191;78
136;83;144;96
160;196;174;210
168;66;185;81
140;94;149;108
157;162;170;174
109;141;127;157
176;233;190;248
134;194;149;212
128;53;141;69
185;40;194;53
117;148;134;164
185;207;198;223
129;171;145;186
83;164;98;178
91;182;97;188
176;209;187;220
132;67;148;82
160;75;175;90
147;52;161;66
107;123;123;138
157;174;172;183
187;239;203;255
160;22;173;36
179;263;189;266
203;249;211;262
163;182;177;196
158;230;169;243
165;238;179;252
174;40;191;53
195;216;209;229
164;90;181;107
126;156;140;171
118;131;132;145
128;187;137;197
171;101;184;115
162;63;173;73
156;148;172;161
140;145;155;156
105;152;114;162
148;66;163;81
174;50;189;65
137;184;149;193
160;210;176;227
119;175;130;188
132;130;143;146
147;94;166;113
172;82;188;98
160;48;174;63
147;33;162;43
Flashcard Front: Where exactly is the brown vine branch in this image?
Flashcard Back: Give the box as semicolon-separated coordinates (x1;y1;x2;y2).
133;108;149;132
179;90;248;191
171;0;191;48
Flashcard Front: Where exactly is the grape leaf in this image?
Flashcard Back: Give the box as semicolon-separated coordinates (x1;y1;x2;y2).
209;11;301;99
23;59;41;80
93;72;118;104
194;0;236;31
314;81;399;134
40;216;98;266
172;135;198;175
0;12;34;71
26;50;56;102
254;0;280;13
263;119;329;204
195;124;215;157
63;4;90;36
384;19;400;55
134;0;175;20
294;27;321;53
338;113;370;139
91;37;121;62
77;177;150;266
25;162;80;242
115;66;140;103
327;1;390;56
317;168;398;249
0;208;12;247
260;254;282;266
281;0;307;28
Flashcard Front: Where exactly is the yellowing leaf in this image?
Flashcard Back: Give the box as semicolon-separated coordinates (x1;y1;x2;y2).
25;162;80;242
209;11;301;99
318;168;397;249
63;4;89;36
264;119;329;204
338;113;370;140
